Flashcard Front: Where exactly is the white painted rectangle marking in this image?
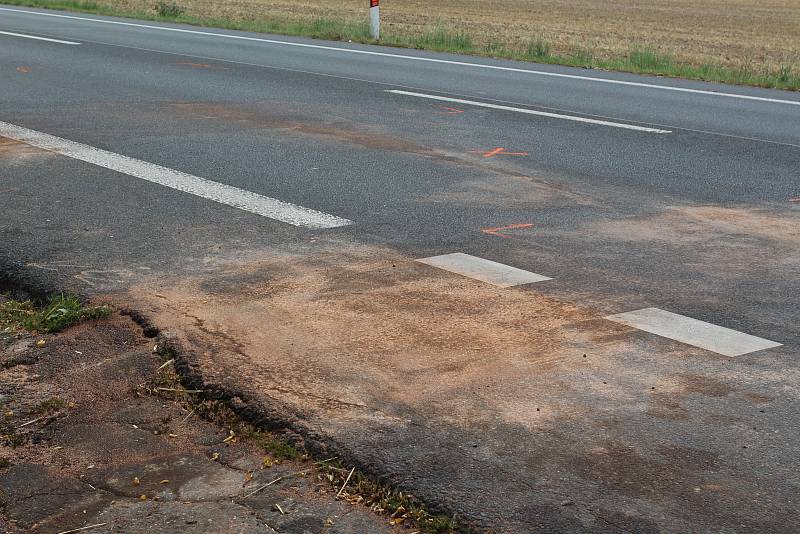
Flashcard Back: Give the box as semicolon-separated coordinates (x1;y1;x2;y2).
0;121;351;229
387;90;671;133
0;30;80;44
417;253;551;287
605;307;782;357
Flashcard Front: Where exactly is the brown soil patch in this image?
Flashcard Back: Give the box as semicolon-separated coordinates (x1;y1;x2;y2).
591;205;800;279
743;392;775;404
593;206;800;246
170;102;435;156
421;176;593;208
576;441;718;498
0;136;51;166
681;374;735;397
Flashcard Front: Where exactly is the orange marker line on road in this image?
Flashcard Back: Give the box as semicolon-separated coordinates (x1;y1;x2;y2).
469;147;529;158
790;197;800;203
483;147;505;158
482;223;535;238
16;66;31;73
434;105;465;115
176;62;212;68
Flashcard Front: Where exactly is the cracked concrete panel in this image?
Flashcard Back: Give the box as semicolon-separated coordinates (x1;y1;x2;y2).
93;501;277;533
0;313;397;534
0;463;112;529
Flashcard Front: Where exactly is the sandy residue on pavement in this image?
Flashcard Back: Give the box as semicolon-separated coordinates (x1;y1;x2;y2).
0;136;52;167
127;240;646;434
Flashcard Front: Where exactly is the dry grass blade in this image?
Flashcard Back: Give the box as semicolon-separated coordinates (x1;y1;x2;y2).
241;470;306;499
240;459;335;499
336;467;355;498
17;415;47;428
56;523;108;534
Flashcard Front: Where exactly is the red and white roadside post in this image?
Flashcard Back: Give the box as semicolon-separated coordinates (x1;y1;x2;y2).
370;0;380;40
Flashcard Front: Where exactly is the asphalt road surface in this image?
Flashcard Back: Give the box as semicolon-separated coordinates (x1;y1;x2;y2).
1;6;799;532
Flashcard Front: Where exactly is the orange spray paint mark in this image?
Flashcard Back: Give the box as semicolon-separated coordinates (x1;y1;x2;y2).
16;67;31;73
176;62;212;68
434;105;465;115
481;223;535;238
469;147;528;158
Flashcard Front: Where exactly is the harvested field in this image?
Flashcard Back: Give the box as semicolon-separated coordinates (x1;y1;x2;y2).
101;0;800;70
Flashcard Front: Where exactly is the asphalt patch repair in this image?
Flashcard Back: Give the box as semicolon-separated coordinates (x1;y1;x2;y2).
123;240;798;532
0;306;404;533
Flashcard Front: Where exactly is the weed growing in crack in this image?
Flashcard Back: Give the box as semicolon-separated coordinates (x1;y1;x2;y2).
317;460;459;532
240;427;301;461
33;397;66;415
1;429;28;448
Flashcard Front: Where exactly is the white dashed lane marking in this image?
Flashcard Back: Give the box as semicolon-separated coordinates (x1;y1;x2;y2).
0;29;80;44
0;121;351;229
605;308;782;357
416;253;551;288
386;90;672;133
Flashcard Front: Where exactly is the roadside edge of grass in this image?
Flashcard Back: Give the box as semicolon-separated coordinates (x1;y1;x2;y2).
3;0;799;91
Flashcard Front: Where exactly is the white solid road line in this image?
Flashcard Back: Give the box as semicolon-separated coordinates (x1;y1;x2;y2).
0;121;351;229
417;253;551;288
387;90;671;133
605;308;782;357
0;29;80;44
2;7;799;107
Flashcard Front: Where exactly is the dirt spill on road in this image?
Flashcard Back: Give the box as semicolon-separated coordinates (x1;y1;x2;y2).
421;176;594;208
592;205;800;246
0;136;52;166
170;102;434;155
167;101;569;192
118;238;797;530
126;240;641;433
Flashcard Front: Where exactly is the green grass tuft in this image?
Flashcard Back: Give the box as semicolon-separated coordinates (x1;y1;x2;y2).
526;37;552;59
483;40;510;57
568;47;595;67
242;428;301;461
628;46;673;71
413;28;473;52
0;294;111;334
155;1;184;18
33;397;66;414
